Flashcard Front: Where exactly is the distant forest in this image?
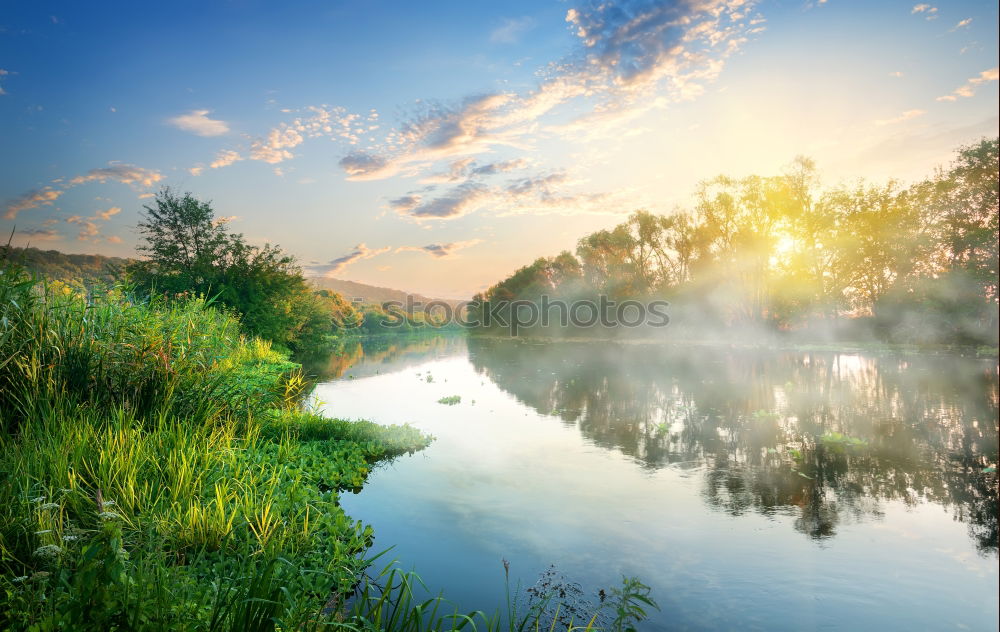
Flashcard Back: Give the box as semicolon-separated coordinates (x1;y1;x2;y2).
7;247;131;287
471;138;999;346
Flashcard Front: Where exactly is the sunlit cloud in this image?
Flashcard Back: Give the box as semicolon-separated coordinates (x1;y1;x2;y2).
874;109;926;126
333;0;760;188
306;243;392;277
95;206;121;220
396;239;484;258
949;18;972;31
168;109;230;137
4;188;64;220
69;163;164;188
210;150;242;169
911;4;938;20
936;67;999;102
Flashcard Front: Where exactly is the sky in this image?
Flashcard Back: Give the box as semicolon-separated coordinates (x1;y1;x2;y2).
1;0;997;299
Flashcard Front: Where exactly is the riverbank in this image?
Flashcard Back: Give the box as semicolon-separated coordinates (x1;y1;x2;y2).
0;266;654;630
0;267;436;629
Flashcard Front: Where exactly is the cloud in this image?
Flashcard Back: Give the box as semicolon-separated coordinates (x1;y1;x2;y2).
889;71;904;78
339;151;399;180
391;182;492;219
936;67;999;101
69;163;164;188
189;166;204;176
335;0;760;184
66;215;100;241
305;243;391;277
490;17;537;44
397;239;484;258
421;157;528;183
911;4;938;19
250;127;303;163
15;227;61;243
168;109;230;137
4;188;64;219
874;109;926;126
391;169;634;222
949;18;972;31
95;206;121;220
210;150;242;169
0;68;9;95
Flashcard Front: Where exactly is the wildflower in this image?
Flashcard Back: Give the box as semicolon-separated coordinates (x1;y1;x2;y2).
30;496;46;503
62;535;79;542
103;500;116;507
98;511;121;521
33;545;62;559
40;503;60;510
12;576;28;583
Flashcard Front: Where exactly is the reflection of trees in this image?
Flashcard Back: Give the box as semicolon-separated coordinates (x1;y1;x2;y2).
468;339;998;553
301;335;467;381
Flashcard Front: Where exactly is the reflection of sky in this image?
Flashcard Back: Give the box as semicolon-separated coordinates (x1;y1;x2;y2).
314;346;998;631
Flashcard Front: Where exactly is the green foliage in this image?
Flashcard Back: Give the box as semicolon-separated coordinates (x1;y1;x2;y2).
0;253;437;630
125;188;341;352
437;396;461;406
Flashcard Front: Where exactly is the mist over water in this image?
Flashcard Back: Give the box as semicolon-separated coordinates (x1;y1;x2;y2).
313;335;998;631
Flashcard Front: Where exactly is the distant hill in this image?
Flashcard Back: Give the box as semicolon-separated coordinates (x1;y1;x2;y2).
308;277;464;309
4;246;460;311
5;246;132;286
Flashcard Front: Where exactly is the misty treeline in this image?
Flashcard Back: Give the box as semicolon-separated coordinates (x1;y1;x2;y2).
472;137;999;346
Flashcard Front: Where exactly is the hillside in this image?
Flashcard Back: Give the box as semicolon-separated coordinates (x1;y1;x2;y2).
6;246;132;286
308;276;464;309
5;246;461;310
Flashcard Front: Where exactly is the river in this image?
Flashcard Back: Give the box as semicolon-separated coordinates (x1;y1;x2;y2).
309;335;998;631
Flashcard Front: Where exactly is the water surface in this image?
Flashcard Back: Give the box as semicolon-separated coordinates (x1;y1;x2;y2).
313;335;998;631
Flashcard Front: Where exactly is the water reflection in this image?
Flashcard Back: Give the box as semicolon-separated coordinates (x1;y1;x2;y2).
466;338;998;553
300;334;467;381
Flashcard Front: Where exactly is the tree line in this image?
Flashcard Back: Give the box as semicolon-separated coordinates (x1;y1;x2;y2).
471;137;999;345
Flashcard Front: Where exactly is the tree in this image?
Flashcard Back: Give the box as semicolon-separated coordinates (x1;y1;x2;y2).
127;188;336;351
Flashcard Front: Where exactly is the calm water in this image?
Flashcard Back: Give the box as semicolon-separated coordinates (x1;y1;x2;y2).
311;335;998;631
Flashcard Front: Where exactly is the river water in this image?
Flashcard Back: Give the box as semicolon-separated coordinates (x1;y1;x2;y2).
310;335;998;631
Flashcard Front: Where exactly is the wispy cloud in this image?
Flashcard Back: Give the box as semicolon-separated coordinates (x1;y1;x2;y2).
69;163;164;188
949;18;972;31
911;3;938;19
14;227;61;243
305;243;391;277
490;17;537;44
936;67;999;101
396;239;484;258
0;68;9;95
168;109;230;137
210;150;242;169
874;109;926;126
4;188;64;220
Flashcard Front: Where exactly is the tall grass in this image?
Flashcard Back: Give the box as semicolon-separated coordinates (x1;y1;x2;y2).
0;249;656;631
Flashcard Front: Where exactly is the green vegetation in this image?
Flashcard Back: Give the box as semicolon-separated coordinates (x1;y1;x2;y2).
0;252;655;630
125;188;351;353
471;138;999;347
4;246;130;288
437;396;462;406
0;252;430;629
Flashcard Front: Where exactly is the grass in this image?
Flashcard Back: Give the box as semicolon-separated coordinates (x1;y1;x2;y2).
0;251;657;630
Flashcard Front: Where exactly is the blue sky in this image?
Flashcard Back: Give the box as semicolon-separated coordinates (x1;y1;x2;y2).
2;0;997;298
